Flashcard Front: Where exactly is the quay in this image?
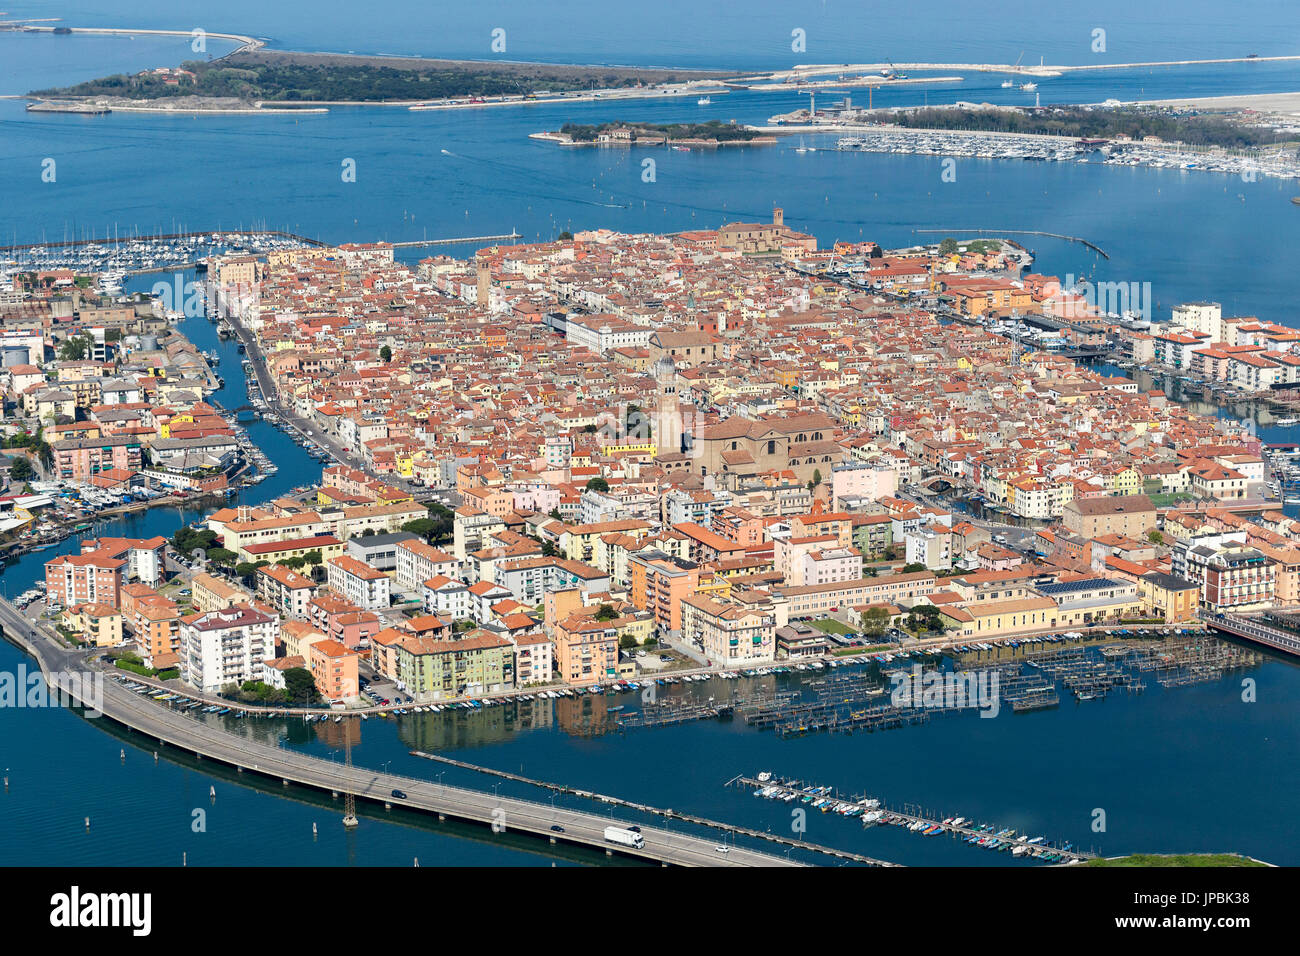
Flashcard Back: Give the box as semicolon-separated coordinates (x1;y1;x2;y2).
0;229;326;254
0;228;522;256
412;751;898;866
733;776;1096;863
0;596;801;867
389;233;521;247
914;228;1109;259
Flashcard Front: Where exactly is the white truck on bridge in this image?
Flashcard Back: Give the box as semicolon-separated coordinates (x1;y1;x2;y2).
604;826;645;849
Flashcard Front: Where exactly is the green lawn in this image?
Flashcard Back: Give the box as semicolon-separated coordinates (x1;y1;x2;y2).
1086;854;1266;867
811;618;853;635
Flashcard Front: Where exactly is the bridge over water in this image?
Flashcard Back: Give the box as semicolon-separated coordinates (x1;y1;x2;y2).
0;596;803;867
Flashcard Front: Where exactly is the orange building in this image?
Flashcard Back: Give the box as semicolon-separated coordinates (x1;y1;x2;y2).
308;639;360;703
628;551;701;635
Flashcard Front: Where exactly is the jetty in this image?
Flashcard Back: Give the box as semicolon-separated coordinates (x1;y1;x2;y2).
734;775;1096;864
411;751;898;866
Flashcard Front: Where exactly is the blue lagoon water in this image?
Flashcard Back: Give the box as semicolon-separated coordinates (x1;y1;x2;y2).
2;2;1299;865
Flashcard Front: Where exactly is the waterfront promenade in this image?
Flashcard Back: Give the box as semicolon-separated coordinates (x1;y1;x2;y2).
0;596;801;867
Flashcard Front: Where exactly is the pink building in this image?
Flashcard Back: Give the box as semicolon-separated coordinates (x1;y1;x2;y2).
45;550;126;609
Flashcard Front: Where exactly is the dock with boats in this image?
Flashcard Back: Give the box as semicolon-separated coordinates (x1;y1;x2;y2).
734;774;1097;864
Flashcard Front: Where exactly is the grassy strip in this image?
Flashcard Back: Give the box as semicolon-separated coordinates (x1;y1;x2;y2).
1086;854;1266;867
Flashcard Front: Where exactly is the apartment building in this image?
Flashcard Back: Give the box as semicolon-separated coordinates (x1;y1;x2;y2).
394;539;457;591
256;563;317;619
45;550;126;609
326;555;391;611
680;593;777;666
180;605;280;692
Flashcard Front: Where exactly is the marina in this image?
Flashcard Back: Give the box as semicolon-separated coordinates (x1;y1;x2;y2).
824;127;1300;182
733;775;1096;863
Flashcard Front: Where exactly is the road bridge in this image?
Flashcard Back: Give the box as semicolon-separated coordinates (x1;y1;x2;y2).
0;597;802;867
1202;612;1300;658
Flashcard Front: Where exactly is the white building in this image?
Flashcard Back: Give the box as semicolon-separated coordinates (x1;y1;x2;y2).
180;605;280;693
799;546;863;586
423;575;472;620
394;539;458;592
326;555;391;610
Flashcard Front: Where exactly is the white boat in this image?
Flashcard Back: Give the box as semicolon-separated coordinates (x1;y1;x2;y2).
757;771;772;782
1276;418;1299;426
1020;82;1038;91
1000;79;1015;88
697;96;711;105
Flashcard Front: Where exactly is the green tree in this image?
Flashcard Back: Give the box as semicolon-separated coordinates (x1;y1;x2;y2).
861;606;891;637
302;549;323;567
8;456;35;483
541;539;558;557
557;231;574;241
206;547;237;566
902;562;927;573
58;334;92;361
283;667;321;706
402;517;439;541
594;603;619;621
618;633;638;650
379;345;392;363
938;237;959;256
173;527;217;554
1147;530;1164;545
586;476;609;493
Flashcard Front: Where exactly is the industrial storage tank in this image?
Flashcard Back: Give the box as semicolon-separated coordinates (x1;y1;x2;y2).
1;346;31;367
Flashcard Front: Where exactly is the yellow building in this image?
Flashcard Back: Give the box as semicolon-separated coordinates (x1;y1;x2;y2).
62;604;124;647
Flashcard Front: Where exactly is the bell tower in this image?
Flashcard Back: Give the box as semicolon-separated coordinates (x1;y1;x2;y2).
653;355;682;456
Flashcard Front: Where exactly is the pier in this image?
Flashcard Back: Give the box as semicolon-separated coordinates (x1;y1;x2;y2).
411;751;898;866
0;228;523;255
734;776;1096;863
0;597;799;867
914;228;1109;259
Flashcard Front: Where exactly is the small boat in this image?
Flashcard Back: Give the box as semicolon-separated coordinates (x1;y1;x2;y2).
1000;79;1015;88
697;96;711;105
1020;82;1038;91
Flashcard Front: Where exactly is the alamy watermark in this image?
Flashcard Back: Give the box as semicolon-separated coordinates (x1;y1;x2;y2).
890;665;1000;718
0;664;103;717
1044;273;1153;321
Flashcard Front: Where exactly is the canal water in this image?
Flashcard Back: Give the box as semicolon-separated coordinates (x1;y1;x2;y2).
3;10;1300;865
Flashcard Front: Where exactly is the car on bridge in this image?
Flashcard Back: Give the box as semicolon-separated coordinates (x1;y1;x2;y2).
391;789;406;799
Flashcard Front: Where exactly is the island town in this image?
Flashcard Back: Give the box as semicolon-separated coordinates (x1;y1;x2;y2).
3;209;1298;714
